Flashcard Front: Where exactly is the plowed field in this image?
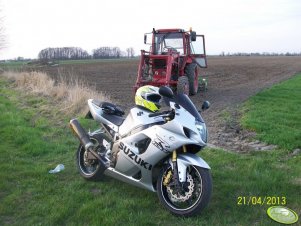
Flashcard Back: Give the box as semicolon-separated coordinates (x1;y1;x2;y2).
41;56;301;146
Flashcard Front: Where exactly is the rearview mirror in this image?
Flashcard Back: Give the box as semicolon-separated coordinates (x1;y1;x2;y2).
190;31;196;41
159;86;174;98
201;101;210;110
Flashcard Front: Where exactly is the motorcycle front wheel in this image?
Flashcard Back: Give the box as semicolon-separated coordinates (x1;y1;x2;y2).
157;165;212;217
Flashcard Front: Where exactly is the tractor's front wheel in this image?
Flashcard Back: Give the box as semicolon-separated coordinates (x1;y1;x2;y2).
177;76;189;95
185;63;198;95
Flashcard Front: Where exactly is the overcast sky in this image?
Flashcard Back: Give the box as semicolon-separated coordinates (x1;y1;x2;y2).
1;0;300;59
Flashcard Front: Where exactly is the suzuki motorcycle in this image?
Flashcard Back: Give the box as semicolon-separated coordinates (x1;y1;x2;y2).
69;86;212;217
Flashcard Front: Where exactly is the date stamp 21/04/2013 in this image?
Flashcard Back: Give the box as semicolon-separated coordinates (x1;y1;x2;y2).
237;196;286;206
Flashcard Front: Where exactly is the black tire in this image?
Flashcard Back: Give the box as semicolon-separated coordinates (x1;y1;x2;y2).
76;134;106;181
177;76;189;95
185;63;198;95
157;165;212;217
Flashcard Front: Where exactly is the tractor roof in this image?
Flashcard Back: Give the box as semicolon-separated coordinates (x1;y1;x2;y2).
156;28;185;33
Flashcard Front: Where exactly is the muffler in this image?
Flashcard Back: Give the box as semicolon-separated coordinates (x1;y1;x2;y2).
69;119;108;169
69;118;94;151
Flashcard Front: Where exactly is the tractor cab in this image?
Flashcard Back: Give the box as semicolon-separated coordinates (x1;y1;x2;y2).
153;30;185;55
135;28;207;95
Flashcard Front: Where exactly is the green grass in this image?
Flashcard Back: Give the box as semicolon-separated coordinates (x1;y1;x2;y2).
0;61;29;70
0;77;300;225
241;74;301;150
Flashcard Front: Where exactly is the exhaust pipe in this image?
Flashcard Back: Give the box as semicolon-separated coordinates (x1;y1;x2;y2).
69;118;94;151
69;119;108;169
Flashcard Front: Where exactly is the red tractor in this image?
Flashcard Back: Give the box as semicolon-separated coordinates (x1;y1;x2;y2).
134;28;207;95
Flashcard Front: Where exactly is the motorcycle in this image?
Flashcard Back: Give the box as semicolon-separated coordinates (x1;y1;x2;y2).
69;86;212;217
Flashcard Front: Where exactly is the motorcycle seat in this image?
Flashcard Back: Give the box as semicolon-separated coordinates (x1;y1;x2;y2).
102;113;124;126
92;100;125;126
92;100;124;115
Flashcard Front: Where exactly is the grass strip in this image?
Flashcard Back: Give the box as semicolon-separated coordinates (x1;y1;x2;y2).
241;74;301;150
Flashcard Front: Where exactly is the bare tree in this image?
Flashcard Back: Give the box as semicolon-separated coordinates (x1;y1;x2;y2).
126;48;130;58
92;46;121;59
38;47;90;60
129;47;135;58
126;47;135;58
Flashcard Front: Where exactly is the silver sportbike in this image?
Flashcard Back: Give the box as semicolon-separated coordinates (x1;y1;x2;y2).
69;86;212;217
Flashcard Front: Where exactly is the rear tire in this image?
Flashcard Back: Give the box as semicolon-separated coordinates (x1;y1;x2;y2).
76;134;106;181
177;76;189;95
185;63;198;95
157;165;212;217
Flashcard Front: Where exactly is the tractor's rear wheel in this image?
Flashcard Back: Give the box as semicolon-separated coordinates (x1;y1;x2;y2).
185;63;198;95
177;76;189;95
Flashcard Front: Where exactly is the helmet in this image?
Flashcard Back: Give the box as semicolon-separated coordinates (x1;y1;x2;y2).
135;85;161;112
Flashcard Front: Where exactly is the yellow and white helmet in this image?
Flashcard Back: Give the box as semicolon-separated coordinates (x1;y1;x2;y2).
135;85;161;112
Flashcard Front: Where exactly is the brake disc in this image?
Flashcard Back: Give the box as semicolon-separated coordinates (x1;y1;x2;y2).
166;174;194;202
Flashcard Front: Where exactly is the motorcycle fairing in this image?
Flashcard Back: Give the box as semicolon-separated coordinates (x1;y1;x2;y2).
176;153;210;182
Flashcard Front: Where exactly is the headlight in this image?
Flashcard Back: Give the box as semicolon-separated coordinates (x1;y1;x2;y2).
195;120;207;143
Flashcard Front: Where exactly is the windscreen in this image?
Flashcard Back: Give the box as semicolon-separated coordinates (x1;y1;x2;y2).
175;94;204;122
154;32;184;54
162;94;204;122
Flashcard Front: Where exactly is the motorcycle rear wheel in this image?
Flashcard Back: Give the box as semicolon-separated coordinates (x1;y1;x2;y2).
157;165;212;217
76;134;105;181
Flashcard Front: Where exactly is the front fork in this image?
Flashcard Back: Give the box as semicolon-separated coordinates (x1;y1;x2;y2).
170;146;187;185
169;146;211;185
171;150;180;185
169;145;211;184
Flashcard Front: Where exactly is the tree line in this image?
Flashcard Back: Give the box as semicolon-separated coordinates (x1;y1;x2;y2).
219;52;301;56
38;46;135;60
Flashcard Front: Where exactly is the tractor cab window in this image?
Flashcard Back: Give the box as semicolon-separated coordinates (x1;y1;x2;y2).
154;32;184;55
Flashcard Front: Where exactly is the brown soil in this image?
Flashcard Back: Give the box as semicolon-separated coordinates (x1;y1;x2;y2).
38;56;301;151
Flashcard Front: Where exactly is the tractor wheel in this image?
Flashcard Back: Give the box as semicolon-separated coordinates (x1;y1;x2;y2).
177;76;189;95
185;63;198;95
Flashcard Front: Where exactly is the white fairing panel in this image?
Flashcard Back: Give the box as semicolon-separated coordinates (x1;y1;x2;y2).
118;107;164;136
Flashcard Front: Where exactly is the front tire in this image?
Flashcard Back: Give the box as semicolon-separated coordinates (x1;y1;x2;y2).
157;165;212;217
76;134;106;181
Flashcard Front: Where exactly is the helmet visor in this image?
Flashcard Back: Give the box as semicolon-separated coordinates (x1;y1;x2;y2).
145;93;161;103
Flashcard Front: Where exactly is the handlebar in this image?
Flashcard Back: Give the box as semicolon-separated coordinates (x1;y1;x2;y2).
149;110;172;118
